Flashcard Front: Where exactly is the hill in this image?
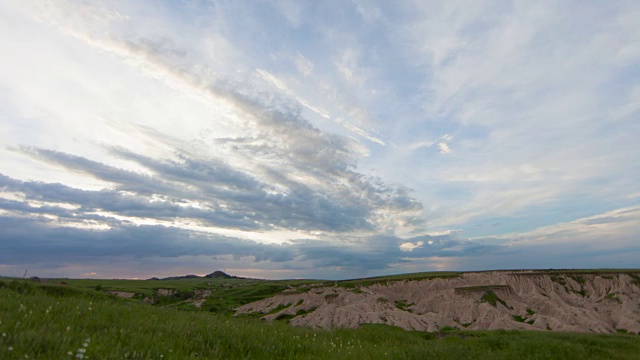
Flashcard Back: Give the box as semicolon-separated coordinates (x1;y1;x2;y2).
236;270;640;334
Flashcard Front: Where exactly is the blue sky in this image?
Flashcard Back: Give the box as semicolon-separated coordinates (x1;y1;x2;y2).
0;0;639;279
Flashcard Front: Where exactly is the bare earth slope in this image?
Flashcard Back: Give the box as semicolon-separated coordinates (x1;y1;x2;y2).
235;271;640;334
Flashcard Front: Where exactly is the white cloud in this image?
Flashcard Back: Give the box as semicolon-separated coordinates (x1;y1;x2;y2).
437;142;452;154
294;53;314;77
399;240;423;252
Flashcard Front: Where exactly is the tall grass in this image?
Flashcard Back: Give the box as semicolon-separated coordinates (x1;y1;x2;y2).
1;280;639;359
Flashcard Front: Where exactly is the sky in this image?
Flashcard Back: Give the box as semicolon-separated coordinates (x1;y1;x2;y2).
0;0;639;279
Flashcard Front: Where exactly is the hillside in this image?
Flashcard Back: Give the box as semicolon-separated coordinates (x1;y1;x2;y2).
235;270;640;334
2;276;640;359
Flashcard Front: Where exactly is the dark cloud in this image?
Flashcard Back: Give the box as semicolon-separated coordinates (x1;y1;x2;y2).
0;215;295;264
0;202;504;277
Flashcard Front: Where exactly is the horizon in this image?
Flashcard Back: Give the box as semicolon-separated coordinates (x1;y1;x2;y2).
4;267;640;282
1;1;639;280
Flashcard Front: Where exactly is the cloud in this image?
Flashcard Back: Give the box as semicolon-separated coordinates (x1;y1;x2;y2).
437;142;451;154
0;1;639;278
399;241;423;252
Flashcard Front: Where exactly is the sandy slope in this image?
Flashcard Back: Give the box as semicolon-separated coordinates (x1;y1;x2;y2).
235;272;640;334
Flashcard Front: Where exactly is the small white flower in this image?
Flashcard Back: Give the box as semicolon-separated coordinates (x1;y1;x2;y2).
8;346;14;351
78;348;86;354
67;351;73;356
2;333;6;337
66;326;71;332
82;343;88;348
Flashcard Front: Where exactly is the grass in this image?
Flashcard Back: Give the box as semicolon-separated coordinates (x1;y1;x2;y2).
1;279;640;359
335;271;461;288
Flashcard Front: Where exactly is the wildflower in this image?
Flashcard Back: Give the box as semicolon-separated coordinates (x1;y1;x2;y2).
8;346;14;351
67;351;73;356
2;333;6;337
66;326;71;332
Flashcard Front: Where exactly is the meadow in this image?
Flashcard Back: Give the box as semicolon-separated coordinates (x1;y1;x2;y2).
1;276;640;359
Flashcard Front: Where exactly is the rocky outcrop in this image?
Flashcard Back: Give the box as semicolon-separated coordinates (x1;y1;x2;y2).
107;291;136;298
235;271;640;334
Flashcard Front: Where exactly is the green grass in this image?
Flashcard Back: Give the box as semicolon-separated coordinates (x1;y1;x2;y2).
335;271;461;288
2;280;640;359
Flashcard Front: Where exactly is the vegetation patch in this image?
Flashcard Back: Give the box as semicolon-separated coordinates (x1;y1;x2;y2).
570;288;588;298
568;275;587;285
526;308;536;316
481;291;511;309
603;292;621;303
267;303;292;315
395;300;415;311
439;325;459;332
336;271;461;288
454;319;474;328
295;307;317;316
512;315;535;325
274;313;296;322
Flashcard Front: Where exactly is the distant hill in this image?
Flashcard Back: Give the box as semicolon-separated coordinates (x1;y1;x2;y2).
148;270;243;281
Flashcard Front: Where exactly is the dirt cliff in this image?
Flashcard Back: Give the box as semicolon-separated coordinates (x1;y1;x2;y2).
235;271;640;334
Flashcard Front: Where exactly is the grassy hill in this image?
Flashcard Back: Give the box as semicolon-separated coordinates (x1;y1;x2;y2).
1;271;640;359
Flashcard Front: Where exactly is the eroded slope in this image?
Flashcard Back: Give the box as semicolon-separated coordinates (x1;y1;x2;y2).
235;271;640;334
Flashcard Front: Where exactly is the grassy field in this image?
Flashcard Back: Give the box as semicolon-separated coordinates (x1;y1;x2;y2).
1;278;640;359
